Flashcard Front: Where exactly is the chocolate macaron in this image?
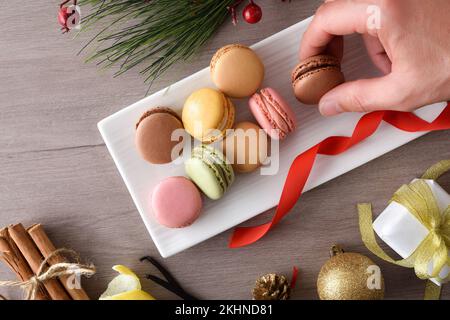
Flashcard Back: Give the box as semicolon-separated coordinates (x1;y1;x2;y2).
210;44;264;98
291;55;345;105
135;107;184;164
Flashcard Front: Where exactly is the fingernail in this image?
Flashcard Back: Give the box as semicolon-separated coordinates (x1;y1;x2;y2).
319;99;342;116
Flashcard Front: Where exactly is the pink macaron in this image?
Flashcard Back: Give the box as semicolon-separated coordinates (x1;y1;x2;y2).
249;87;296;140
151;176;202;228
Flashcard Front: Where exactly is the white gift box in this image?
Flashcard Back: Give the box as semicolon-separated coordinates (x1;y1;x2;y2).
373;179;450;286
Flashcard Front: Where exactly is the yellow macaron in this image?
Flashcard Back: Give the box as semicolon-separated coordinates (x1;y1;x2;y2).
182;88;235;143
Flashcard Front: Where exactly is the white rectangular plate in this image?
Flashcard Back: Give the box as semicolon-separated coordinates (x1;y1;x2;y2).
98;16;446;257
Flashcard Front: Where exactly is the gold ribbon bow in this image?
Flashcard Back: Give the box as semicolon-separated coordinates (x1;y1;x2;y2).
358;160;450;300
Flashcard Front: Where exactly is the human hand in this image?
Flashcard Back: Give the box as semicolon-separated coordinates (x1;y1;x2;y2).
300;0;450;116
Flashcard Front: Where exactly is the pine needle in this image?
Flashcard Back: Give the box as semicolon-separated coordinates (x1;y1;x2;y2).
78;0;235;88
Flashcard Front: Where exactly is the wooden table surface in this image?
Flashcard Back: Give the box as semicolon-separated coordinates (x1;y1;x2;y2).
0;1;449;300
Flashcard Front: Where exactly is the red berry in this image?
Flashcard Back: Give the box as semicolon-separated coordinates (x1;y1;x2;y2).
243;1;262;24
58;6;69;27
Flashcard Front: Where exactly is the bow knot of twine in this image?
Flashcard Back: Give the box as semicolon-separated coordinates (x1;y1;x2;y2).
0;248;95;300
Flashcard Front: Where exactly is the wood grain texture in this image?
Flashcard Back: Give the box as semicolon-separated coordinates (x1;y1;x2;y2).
0;0;448;300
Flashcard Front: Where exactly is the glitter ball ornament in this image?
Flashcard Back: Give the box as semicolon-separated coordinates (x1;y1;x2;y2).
317;245;385;300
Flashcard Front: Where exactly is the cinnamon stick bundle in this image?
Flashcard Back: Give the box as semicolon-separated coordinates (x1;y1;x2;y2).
28;224;90;300
1;223;92;300
7;224;71;300
0;228;49;300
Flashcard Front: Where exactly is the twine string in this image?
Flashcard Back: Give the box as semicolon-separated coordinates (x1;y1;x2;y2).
0;248;95;300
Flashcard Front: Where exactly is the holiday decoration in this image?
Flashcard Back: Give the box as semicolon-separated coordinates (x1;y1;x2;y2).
358;160;450;300
99;265;154;300
253;274;290;300
230;103;450;248
252;266;298;300
58;6;70;32
0;223;94;300
243;1;263;24
58;0;80;33
78;0;235;86
317;245;384;300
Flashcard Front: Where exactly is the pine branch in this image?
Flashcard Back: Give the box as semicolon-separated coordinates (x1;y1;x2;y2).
78;0;235;87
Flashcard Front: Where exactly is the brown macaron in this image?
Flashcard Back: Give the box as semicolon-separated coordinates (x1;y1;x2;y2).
135;107;184;164
291;55;345;105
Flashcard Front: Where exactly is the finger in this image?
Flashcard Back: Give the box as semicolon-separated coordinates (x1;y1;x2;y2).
325;36;344;60
323;0;344;60
363;34;391;74
300;0;377;60
318;74;416;115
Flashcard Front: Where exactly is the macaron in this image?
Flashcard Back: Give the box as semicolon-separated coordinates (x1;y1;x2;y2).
185;145;234;200
135;107;184;164
222;121;268;173
182;88;235;143
210;44;264;98
291;55;345;105
151;176;202;228
249;87;296;140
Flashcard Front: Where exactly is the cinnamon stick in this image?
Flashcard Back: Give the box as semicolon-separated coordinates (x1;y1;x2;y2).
27;224;90;300
7;224;71;300
0;228;49;300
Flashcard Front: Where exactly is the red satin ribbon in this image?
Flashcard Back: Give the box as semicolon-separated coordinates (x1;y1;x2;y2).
230;103;450;248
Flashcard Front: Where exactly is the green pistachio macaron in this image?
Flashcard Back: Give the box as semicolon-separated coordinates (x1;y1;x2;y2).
185;145;234;200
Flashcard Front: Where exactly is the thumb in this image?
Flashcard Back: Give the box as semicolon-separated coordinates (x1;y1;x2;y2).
318;74;415;116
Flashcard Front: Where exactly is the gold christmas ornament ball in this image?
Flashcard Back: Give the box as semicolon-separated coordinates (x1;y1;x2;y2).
317;245;385;300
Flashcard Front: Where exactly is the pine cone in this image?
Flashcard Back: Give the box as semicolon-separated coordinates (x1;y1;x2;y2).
252;273;291;300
